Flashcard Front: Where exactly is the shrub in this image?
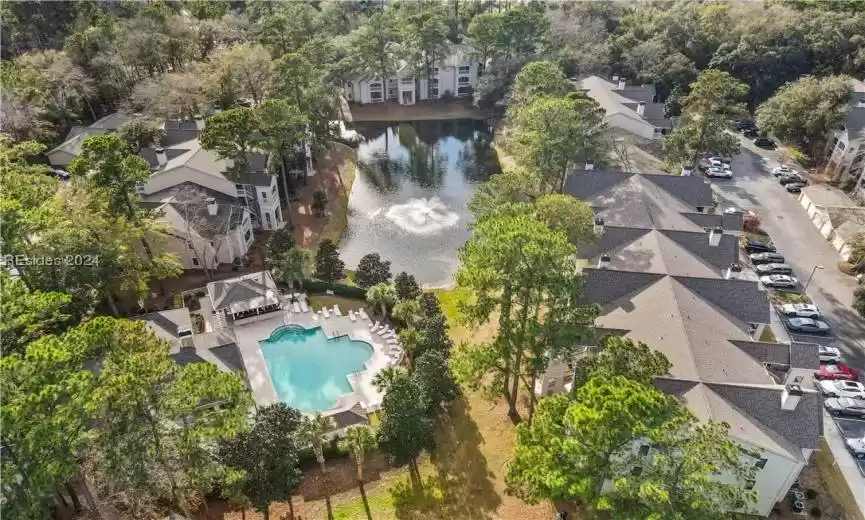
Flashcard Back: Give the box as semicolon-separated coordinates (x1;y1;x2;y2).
838;261;857;276
805;488;818;500
810;506;822;518
354;253;392;289
312;190;328;217
742;212;762;233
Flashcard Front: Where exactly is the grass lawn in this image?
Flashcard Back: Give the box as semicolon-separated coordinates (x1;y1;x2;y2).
759;327;777;342
307;294;367;313
321;150;357;246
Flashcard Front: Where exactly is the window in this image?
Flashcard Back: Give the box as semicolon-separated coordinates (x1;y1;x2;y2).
401;77;414;84
272;185;277;197
250;213;258;222
630;466;643;477
261;191;267;201
388;78;397;85
638;445;650;457
371;91;383;101
431;88;439;97
427;67;439;76
265;213;272;228
347;81;353;88
244;229;251;242
370;82;382;90
210;241;214;247
458;65;470;74
214;255;218;264
837;141;846;151
754;458;767;469
187;241;194;250
235;183;244;190
192;257;200;266
431;78;439;86
457;86;472;96
275;207;282;223
458;76;470;84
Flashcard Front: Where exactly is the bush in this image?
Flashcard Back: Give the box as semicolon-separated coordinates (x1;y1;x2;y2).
301;278;368;299
838;261;857;276
743;212;762;233
805;488;818;500
810;506;822;518
312;190;328;217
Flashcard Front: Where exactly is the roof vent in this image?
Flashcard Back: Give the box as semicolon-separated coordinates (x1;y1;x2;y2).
708;227;723;247
206;197;218;217
637;101;646;116
155;147;168;167
781;383;804;411
594;217;605;235
618;78;626;90
598;254;611;269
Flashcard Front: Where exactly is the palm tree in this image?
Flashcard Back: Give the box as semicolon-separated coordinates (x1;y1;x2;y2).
391;299;420;327
274;248;311;290
338;426;377;486
397;327;422;371
372;366;405;392
366;282;395;317
301;413;333;474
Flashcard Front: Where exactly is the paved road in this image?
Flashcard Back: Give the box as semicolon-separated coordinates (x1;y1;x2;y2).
709;138;865;372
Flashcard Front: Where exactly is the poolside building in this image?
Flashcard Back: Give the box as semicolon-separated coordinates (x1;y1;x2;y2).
207;271;282;324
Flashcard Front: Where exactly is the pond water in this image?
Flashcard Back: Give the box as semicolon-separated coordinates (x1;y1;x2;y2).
340;119;501;287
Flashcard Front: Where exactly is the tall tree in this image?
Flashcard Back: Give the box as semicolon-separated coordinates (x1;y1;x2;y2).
301;413;333;475
394;271;421;301
338;426;377;488
273;247;312;290
117;117;166;153
377;374;435;484
354;252;393;289
353;10;402;86
756;75;853;159
511;60;572;107
219;43;273;105
400;4;450;97
571;335;673;390
392;299;421;328
413;349;460;413
367;282;396;318
219;403;304;520
662;69;749;169
507;94;609;193
506;376;756;517
265;228;296;269
314;238;345;284
199;107;259;178
256;99;308;223
0;272;71;356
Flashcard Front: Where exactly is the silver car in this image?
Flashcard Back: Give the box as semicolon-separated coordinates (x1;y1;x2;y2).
754;263;793;275
786;317;830;334
759;275;799;288
825;397;865;418
780;303;821;319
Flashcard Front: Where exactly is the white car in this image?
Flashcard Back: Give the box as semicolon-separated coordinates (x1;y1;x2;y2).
706;166;732;178
780;303;821;319
846;437;865;459
760;275;799;288
723;207;744;214
819;380;865;399
772;165;797;176
817;345;842;363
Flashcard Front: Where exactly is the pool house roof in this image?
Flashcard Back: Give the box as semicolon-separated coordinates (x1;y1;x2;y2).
207;271;280;315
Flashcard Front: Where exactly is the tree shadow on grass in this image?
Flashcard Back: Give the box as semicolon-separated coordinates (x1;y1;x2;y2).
389;396;501;519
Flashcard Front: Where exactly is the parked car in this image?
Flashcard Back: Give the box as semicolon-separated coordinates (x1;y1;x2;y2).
755;263;793;275
735;119;756;130
825;397;865;418
772;166;797;177
749;252;785;265
724;207;743;214
759;275;799;288
745;239;777;253
743;128;759;138
780;303;821;319
819;380;865;398
815;363;860;381
817;345;841;363
846;437;865;459
754;136;776;148
786;183;806;193
706;166;733;178
786;317;830;334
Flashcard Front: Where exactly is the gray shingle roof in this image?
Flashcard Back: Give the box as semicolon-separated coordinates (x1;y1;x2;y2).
728;340;793;366
660;229;738;271
210;343;245;373
653;377;699;396
564;171;632;200
642;173;713;208
330;404;369;429
722;212;744;231
681;212;722;230
790;342;820;370
581;268;664;307
172;346;207;365
577;226;651;260
207;271;278;311
674;276;769;325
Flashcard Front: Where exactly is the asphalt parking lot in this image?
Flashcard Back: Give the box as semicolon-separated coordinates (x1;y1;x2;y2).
834;417;865;476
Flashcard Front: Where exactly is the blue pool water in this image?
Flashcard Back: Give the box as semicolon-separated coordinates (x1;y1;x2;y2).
259;325;374;412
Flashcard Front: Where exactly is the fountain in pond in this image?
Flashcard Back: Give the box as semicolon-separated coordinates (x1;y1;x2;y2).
384;197;460;235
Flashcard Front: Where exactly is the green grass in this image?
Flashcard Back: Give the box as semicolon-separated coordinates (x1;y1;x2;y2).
432;287;472;324
758;327;777;342
341;269;356;286
307;294;367;313
322;148;358;246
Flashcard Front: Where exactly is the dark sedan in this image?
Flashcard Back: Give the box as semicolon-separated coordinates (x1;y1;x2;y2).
745;239;777;254
786;183;806;193
754;136;776;148
749;252;785;265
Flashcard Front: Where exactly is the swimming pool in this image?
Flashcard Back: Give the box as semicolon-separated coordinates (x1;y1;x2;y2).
259;325;374;412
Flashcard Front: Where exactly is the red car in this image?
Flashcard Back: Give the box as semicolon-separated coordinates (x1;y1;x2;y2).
815;364;860;381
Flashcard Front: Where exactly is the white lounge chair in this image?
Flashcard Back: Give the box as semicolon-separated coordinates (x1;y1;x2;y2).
312;312;319;321
387;338;398;344
348;310;357;322
293;302;301;313
300;300;309;312
378;327;390;336
322;307;330;318
370;321;380;331
358;308;369;320
333;304;342;316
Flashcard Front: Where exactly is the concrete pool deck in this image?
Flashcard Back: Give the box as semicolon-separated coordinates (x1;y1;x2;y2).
233;305;396;416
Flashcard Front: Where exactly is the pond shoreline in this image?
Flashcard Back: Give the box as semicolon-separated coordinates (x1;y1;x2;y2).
342;98;494;123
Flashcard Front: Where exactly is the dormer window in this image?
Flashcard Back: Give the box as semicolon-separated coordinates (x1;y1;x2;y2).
178;329;192;338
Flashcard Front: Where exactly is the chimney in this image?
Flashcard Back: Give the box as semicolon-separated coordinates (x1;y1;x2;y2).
681;165;693;176
708;227;723;247
637;101;646;116
781;382;804;411
618;78;626;90
584;161;595;171
206;197;218;216
598;254;611;269
725;262;742;280
155;148;167;167
594;217;605;235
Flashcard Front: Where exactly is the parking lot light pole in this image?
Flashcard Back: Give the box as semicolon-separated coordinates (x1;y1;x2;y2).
803;265;824;291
